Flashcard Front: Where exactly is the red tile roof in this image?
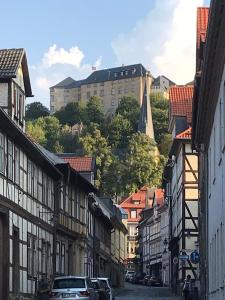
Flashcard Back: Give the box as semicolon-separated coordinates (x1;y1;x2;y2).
154;189;164;207
169;85;194;124
197;7;209;50
176;127;192;139
63;156;94;172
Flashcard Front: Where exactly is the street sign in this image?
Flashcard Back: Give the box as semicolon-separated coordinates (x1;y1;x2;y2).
173;257;179;265
190;250;200;264
178;254;189;260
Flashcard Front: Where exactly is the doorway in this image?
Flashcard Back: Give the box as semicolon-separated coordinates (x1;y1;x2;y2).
13;226;20;295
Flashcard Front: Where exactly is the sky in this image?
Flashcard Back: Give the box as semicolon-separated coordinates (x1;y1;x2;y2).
0;0;210;107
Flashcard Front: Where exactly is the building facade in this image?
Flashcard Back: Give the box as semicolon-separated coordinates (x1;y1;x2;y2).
192;2;225;299
50;64;152;115
120;187;153;271
151;75;175;99
165;86;199;293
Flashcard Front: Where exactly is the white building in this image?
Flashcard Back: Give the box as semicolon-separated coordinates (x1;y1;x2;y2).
192;2;225;299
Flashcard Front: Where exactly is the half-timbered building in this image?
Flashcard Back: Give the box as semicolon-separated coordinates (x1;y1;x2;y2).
192;2;225;299
0;48;63;300
165;86;199;291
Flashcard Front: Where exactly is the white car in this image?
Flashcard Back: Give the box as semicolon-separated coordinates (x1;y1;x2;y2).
97;278;114;300
49;276;98;300
125;271;135;282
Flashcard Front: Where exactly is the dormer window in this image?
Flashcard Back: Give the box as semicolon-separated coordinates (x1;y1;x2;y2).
121;71;124;76
132;68;136;75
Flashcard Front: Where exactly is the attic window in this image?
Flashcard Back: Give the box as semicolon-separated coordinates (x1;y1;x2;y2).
133;201;140;205
132;68;136;75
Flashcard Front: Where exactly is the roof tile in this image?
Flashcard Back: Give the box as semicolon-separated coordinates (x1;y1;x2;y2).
63;156;94;172
176;127;192;139
0;48;24;79
197;7;209;50
169;85;194;124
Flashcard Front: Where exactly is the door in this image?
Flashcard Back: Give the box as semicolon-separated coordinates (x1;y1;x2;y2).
13;226;20;295
0;212;9;300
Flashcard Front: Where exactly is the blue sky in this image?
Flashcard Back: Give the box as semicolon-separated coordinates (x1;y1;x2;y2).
0;0;210;107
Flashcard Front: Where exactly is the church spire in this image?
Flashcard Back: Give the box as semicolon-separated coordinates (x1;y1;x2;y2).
138;77;155;140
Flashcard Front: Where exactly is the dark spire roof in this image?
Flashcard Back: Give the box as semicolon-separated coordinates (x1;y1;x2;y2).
138;80;155;140
50;77;76;88
0;48;32;97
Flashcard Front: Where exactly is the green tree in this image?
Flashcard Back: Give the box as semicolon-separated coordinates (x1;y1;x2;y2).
26;116;64;153
25;102;49;121
123;132;164;193
54;102;85;126
80;124;112;188
84;96;105;126
26;120;46;145
150;93;169;144
116;96;140;130
108;114;133;149
59;125;81;153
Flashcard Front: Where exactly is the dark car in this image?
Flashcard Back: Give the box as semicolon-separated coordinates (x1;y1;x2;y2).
148;276;163;287
133;273;146;284
142;275;151;285
91;279;108;300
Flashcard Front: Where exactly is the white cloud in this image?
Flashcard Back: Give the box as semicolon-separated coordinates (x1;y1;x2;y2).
42;44;84;68
29;45;102;107
112;0;204;84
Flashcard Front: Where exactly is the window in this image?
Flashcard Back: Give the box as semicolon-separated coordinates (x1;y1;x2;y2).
87;91;91;98
14;147;20;185
132;68;136;75
121;71;124;76
19;93;24;122
41;240;47;274
0;133;5;174
61;243;65;274
27;160;33;195
28;234;37;278
111;88;115;95
56;242;60;274
130;209;137;219
125;70;128;76
111;99;115;106
100;82;104;86
7;140;13;180
114;73;118;78
118;87;122;94
37;168;43;202
100;89;104;97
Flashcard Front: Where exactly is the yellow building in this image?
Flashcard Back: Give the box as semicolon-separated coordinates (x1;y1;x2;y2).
50;64;152;115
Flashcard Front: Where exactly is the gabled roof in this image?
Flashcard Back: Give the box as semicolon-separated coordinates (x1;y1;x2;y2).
85;64;148;84
169;85;194;124
0;48;32;96
197;7;209;50
152;75;175;87
120;186;148;209
50;77;76;89
176;127;192;139
59;155;95;172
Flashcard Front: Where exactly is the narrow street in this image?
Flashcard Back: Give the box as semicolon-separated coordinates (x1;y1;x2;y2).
115;283;182;300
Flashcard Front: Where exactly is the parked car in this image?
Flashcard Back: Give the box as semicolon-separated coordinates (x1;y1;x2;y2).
48;276;98;299
133;273;146;284
142;275;151;285
148;276;163;287
125;271;135;282
91;279;108;300
97;278;114;300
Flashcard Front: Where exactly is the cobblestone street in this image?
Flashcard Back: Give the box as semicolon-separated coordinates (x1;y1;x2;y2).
115;283;182;300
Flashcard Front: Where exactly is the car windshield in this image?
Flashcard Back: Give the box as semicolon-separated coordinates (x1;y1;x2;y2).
99;280;110;288
91;281;100;289
53;278;85;289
